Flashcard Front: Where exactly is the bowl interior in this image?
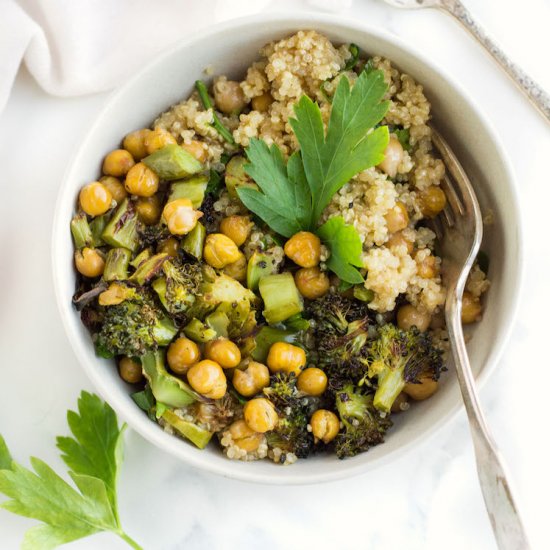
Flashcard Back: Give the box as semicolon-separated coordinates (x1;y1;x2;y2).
52;14;521;484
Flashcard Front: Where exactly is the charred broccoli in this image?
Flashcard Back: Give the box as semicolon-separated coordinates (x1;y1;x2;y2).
334;383;392;459
367;324;444;413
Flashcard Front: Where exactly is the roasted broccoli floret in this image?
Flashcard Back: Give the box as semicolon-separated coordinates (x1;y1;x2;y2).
334;383;392;459
263;373;317;458
367;324;444;413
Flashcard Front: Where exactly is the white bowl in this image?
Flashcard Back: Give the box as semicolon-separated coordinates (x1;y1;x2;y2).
52;13;522;484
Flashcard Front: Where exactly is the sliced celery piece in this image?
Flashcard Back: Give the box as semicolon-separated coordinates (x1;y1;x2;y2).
259;272;303;324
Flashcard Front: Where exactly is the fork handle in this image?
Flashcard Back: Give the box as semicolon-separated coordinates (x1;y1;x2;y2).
439;0;550;123
446;298;530;550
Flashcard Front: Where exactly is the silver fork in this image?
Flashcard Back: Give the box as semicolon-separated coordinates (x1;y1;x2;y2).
382;0;550;123
429;128;530;550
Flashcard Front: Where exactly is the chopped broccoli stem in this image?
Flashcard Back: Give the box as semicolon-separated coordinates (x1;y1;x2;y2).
103;248;131;281
143;144;203;180
152;277;169;310
183;318;217;343
151;316;178;346
259;272;303;325
161;409;213;449
129;253;169;285
181;222;206;260
130;248;152;269
205;310;230;338
70;212;93;249
246;249;281;291
353;286;374;302
89;214;109;247
225;155;258;200
102;198;139;252
167;176;208;208
251;327;303;362
195;80;235;144
373;365;406;413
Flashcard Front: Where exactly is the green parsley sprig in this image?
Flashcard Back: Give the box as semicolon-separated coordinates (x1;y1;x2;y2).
0;392;142;550
238;70;390;284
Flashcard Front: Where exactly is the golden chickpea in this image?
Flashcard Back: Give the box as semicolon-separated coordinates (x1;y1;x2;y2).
99;176;127;204
220;215;252;246
297;367;327;396
102;149;135;177
79;182;113;216
391;392;410;413
213;79;246;114
74;247;105;278
123;129;151;161
386;231;414;254
99;282;128;306
404;377;438;401
243;398;278;433
205;338;241;369
415;251;439;279
396;304;431;332
461;291;482;324
232;361;270;397
144;127;177;154
294;267;330;300
251;92;274;112
377;135;404;178
419;186;447;218
125;162;159;197
267;342;306;376
310;409;339;444
136;195;161;225
203;233;241;268
228;419;264;452
162;198;203;235
118;357;143;384
181;140;208;163
284;231;321;268
385;202;409;233
167;337;201;375
157;237;179;258
187;360;227;399
223;253;247;282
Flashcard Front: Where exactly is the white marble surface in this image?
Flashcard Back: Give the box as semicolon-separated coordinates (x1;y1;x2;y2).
1;0;549;548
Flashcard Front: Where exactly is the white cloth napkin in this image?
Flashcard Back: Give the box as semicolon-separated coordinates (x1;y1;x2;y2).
0;0;351;113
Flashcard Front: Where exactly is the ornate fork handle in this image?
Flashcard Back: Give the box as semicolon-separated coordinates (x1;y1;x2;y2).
439;0;550;122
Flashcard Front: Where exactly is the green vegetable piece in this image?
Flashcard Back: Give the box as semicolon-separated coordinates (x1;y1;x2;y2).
225;156;258;200
195;80;236;144
143;144;203;181
394;128;411;151
102;198;139;252
246;249;281;291
259;272;303;325
283;314;310;331
161;409;213;450
353;286;374;303
251;327;302;362
70;212;93;249
183;318;217;343
103;248;131;281
131;386;155;416
90;214;109;247
167;175;209;208
151;316;178;346
205;310;230;338
152;277;169;310
181;222;206;260
129;253;169;285
141;351;198;408
129;248;152;269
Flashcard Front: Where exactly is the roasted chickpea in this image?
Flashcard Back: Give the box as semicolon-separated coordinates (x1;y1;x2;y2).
251;92;274;112
74;247;105;278
297;367;327;396
419;186;447;218
125;162;159;197
385;201;409;233
243;398;278;433
187;360;227;399
99;282;128;306
284;231;321;268
267;342;306;376
118;357;143;384
156;237;179;258
162;198;203;235
391;392;410;413
181;140;207;163
228;419;264;452
123;129;151;161
136;195;161;225
213;79;246;114
461;291;482;324
232;361;270;397
386;231;414;254
396;303;431;332
205;338;241;369
415;251;439;279
220;215;252;246
294;267;330;300
310;409;339;444
79;182;113;216
167;337;201;375
223;253;247;282
377;135;404;178
144;127;177;154
404;377;438;400
203;233;241;268
102;149;135;177
99;176;127;204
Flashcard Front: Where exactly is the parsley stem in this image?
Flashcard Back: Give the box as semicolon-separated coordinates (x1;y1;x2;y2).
195;80;236;144
118;531;143;550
